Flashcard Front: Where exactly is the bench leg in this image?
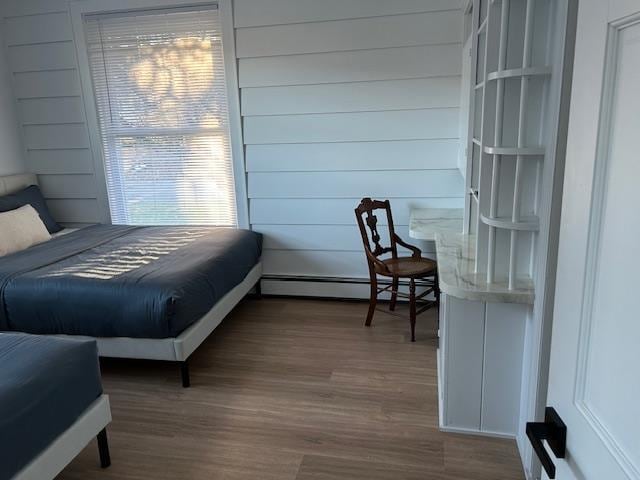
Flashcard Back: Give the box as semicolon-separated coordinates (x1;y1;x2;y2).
180;361;190;388
97;428;111;469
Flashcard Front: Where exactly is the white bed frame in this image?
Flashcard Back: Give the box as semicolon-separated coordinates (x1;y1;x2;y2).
62;262;262;366
1;173;263;386
13;395;112;480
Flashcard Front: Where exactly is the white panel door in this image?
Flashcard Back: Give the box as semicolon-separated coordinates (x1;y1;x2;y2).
541;0;640;479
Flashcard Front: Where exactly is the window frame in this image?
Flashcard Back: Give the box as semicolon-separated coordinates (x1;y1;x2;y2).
70;0;249;228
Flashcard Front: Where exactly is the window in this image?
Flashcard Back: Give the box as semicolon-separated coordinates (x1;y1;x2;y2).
85;6;238;226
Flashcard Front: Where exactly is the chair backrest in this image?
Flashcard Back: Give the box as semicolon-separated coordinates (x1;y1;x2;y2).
354;198;398;265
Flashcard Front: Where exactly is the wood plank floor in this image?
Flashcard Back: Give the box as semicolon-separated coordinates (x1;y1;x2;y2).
58;298;525;480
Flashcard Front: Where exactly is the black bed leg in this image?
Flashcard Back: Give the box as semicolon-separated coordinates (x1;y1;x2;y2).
97;428;111;469
255;279;262;299
180;361;190;388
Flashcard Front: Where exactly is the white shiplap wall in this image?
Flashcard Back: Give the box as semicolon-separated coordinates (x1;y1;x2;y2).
0;21;25;175
0;0;465;296
0;0;100;224
236;0;465;296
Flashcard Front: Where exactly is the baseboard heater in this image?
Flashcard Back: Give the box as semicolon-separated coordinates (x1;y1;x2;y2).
260;274;433;288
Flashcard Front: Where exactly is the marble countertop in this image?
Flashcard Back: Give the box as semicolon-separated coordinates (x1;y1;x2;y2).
409;208;464;241
435;232;535;304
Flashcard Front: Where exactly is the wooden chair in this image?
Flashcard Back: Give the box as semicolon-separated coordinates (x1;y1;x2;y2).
355;198;439;342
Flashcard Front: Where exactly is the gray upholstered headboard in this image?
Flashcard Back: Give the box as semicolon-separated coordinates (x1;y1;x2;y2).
0;173;38;196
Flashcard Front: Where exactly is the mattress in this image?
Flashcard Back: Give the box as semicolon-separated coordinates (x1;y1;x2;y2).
0;225;262;339
0;333;103;480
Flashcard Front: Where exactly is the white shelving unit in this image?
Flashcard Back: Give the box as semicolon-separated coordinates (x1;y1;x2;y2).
439;0;574;468
465;0;554;290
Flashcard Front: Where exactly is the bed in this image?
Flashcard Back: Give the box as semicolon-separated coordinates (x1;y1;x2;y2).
0;333;111;480
0;174;263;387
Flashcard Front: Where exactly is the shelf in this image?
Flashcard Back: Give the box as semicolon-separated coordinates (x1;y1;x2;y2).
483;145;545;156
486;66;552;82
480;214;540;231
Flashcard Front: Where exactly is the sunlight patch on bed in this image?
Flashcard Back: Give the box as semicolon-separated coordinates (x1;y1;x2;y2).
44;228;210;280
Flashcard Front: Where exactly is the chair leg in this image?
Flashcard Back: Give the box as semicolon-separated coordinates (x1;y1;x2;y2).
409;278;416;342
365;274;377;326
389;276;399;311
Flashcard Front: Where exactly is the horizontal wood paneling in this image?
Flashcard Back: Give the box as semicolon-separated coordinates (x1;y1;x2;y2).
1;0;67;17
259;279;376;298
249;198;464;226
4;12;72;45
239;43;462;87
27;149;94;174
1;4;100;224
235;2;465;290
19;97;85;124
264;250;369;277
261;279;439;299
258;224;369;252
246;140;460;172
38;174;97;199
255;224;431;253
241;77;461;115
13;70;81;98
236;10;461;58
46;199;100;223
244;109;459;144
248;170;464;199
234;0;463;27
24;124;89;149
263;249;436;278
7;42;77;72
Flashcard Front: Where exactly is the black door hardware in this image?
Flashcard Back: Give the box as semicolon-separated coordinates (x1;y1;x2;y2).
526;407;567;479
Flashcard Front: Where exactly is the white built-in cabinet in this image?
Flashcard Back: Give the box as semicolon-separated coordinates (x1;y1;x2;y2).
436;0;572;460
438;293;530;437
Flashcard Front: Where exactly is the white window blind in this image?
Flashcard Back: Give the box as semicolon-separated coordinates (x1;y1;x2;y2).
85;6;238;226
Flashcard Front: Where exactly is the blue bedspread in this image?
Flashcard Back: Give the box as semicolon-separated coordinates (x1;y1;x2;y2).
0;225;262;339
0;333;102;480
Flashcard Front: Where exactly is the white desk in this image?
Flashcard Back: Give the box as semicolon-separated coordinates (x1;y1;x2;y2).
434;232;534;439
408;208;464;241
407;208;534;438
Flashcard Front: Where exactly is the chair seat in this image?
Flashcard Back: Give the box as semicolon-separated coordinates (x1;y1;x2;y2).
377;256;437;277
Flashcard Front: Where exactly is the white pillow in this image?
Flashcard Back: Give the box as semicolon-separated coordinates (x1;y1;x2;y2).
0;204;51;257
